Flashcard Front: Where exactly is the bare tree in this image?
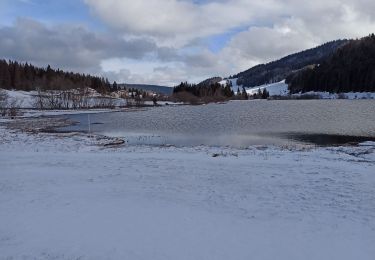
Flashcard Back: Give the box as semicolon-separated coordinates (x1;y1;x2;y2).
93;97;115;108
33;88;47;110
45;91;63;109
135;95;144;107
0;89;8;116
7;98;20;118
71;92;81;109
79;87;91;108
152;95;158;106
60;90;72;109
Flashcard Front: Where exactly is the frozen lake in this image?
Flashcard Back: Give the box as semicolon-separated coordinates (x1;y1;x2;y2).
59;100;375;147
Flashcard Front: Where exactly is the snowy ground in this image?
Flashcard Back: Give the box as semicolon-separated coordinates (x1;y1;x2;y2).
220;79;375;99
0;122;375;259
246;80;289;96
1;89;182;110
249;80;375;99
2;88;128;109
1;89;38;108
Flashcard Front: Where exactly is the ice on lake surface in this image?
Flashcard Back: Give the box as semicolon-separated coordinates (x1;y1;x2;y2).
59;100;375;147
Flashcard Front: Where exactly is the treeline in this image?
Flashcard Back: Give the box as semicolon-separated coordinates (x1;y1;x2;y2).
118;84;173;95
172;80;273;103
173;82;235;103
287;35;375;93
0;60;112;93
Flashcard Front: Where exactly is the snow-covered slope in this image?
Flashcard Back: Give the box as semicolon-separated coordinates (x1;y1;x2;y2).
220;79;288;96
2;89;37;108
246;80;289;96
219;80;375;99
219;78;244;94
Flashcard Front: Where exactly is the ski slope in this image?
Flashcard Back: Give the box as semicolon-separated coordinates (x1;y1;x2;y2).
246;80;289;96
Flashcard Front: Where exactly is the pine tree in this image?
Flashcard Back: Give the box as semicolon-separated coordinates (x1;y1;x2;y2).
0;59;118;93
242;86;248;99
11;62;22;89
112;81;118;91
262;89;270;99
0;60;11;89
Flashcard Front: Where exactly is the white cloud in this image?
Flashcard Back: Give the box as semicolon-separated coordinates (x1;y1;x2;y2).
0;18;159;73
83;0;375;47
84;0;281;47
80;0;375;84
217;18;317;72
2;0;375;86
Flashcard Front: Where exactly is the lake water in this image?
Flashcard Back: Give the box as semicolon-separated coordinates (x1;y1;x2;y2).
58;100;375;147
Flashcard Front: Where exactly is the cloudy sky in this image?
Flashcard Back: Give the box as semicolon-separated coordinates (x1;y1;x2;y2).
0;0;374;86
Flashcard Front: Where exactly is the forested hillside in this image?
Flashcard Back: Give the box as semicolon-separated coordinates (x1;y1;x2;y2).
196;77;223;88
287;35;375;93
0;60;112;93
119;84;173;95
173;81;235;103
232;40;348;88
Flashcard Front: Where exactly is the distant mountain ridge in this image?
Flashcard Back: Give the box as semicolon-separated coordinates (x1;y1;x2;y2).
232;39;349;88
118;84;173;95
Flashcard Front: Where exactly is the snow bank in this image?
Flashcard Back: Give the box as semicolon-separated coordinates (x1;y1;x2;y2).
0;126;374;259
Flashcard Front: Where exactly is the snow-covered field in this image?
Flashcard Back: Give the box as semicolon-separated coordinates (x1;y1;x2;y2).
2;89;36;108
220;78;290;96
1;89;127;109
0;122;374;260
220;79;375;99
1;89;183;112
248;80;375;99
